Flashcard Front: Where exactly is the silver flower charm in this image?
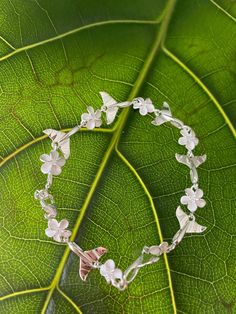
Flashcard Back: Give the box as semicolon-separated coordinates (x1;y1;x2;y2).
43;204;57;219
81;106;102;130
100;259;123;284
178;127;199;150
181;188;206;212
45;219;71;242
40;150;66;176
132;97;155;116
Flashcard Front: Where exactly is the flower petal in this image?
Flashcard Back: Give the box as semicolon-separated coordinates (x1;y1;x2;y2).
187;200;197;212
113;268;123;279
139;106;147;116
50;150;59;160
196;199;206;208
53;233;62;242
48;219;59;230
146;101;154;113
105;259;115;271
180;196;189;205
57;158;66;167
185;188;194;197
178;137;187;145
41;163;51;174
45;228;56;237
62;230;72;238
40;154;51;162
95;119;102;127
51;164;62;176
87;106;95;115
86;119;95;130
195;188;203;199
59;219;69;230
186;141;195;151
81;113;90;121
94;109;101;119
100;264;109;277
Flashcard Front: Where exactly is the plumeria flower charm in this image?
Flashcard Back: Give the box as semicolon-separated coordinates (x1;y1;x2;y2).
181;188;206;212
45;219;71;242
43;204;57;219
178;127;199;150
81;106;102;129
100;259;123;284
40;150;66;176
132;97;155;116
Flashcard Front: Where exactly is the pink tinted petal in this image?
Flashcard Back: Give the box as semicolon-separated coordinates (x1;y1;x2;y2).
181;196;189;205
53;233;62;242
146;103;155;113
50;150;59;160
196;199;206;208
40;154;51;162
41;163;51;174
87;106;95;115
145;98;152;105
59;219;69;229
113;268;122;279
105;259;115;271
81;113;90;121
100;264;107;276
185;188;194;197
94;109;101;119
186;141;195;150
178;137;187;145
87;119;95;130
48;219;59;230
57;158;66;167
51;164;62;176
45;228;56;237
95;119;102;127
62;230;72;238
187;201;197;212
50;150;59;161
195;188;203;199
139;106;147;116
100;264;112;279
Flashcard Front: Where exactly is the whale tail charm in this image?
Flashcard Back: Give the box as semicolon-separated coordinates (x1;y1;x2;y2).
173;206;206;244
68;242;107;281
100;91;130;124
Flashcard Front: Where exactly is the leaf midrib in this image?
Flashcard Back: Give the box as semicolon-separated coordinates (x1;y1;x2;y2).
41;0;177;313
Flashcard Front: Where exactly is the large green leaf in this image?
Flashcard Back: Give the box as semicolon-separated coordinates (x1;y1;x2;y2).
0;0;235;313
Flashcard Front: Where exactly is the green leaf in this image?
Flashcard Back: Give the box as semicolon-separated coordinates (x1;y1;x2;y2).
0;0;235;313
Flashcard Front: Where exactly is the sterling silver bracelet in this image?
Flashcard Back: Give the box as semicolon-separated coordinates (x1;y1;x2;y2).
34;92;207;291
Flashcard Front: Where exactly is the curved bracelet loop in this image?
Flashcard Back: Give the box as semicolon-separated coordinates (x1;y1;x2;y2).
34;92;207;290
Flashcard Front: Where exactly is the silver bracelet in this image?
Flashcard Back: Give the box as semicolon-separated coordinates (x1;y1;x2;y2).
34;92;207;291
